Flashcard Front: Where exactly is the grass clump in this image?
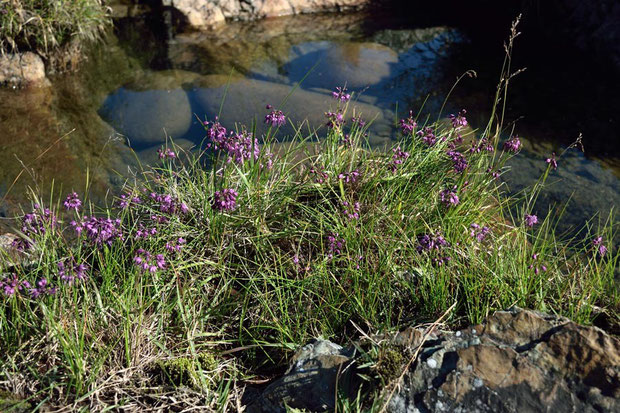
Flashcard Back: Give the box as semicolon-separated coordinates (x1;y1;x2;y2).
0;0;110;60
0;36;618;407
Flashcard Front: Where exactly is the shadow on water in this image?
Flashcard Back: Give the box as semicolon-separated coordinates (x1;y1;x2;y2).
0;2;618;237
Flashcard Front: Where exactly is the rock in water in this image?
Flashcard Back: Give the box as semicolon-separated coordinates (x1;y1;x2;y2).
99;87;192;146
191;75;392;143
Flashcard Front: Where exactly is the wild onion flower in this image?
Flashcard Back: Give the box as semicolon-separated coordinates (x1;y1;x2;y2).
524;214;538;227
399;111;417;135
528;253;547;275
58;259;88;285
63;192;82;211
446;150;468;173
29;278;56;298
338;170;360;183
72;216;123;245
133;249;166;273
351;116;366;127
310;168;329;184
390;146;410;173
439;186;459;207
325;110;345;128
416;232;448;252
327;233;345;258
165;237;186;253
212;189;238;212
0;274;26;296
158;148;176;159
332;86;351;102
470;137;494;153
486;167;500;179
449;109;468;129
265;105;286;127
149;193;189;215
503;136;521;153
341;201;361;220
592;237;608;257
118;194;141;209
135;225;157;240
21;204;57;236
470;223;490;241
417;127;437;146
546;153;558;170
10;237;31;252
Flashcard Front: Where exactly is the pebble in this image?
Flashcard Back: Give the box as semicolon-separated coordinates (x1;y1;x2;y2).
426;358;438;369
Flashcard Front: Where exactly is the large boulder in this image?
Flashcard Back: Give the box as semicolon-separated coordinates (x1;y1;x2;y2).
191;75;393;144
168;0;371;29
243;308;620;412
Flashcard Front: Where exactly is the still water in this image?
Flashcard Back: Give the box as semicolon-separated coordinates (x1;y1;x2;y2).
0;9;618;236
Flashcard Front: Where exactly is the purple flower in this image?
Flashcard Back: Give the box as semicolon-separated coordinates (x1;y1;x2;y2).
63;192;82;211
470;137;494;153
417;127;437;146
439;186;459;207
158;148;176;159
592;237;607;257
416;232;449;252
133;249;166;273
165;237;186;253
265;105;286;127
0;274;23;296
149;193;188;216
546;152;558;170
325;110;345;128
446;150;468;173
524;214;538;227
351;116;366;127
29;278;56;298
338;170;360;184
332;86;351;102
327;233;345;258
341;201;361;220
72;216;123;245
21;204;57;237
503;136;521;153
528;253;547;275
209;125;260;165
58;258;88;285
390;146;410;173
470;223;490;242
212;188;238;212
310;168;329;184
449;109;468;129
486;167;500;179
399;111;417;135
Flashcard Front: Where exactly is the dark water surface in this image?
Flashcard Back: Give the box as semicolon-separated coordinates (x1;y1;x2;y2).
0;8;618;235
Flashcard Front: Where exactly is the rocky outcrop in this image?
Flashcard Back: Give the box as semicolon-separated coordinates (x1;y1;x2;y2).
167;0;371;28
244;308;620;412
0;52;47;87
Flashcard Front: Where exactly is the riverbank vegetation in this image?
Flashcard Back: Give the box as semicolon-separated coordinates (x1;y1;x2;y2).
0;0;110;60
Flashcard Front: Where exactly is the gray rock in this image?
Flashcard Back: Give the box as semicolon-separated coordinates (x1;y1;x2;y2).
191;75;392;140
98;86;192;146
0;52;47;87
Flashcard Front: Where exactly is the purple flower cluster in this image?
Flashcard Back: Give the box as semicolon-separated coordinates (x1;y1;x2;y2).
325;110;345;129
439;186;459;207
210;127;260;165
546;153;558;170
416;127;437;146
327;233;345;259
165;237;186;253
486;167;500;179
135;225;157;240
265;105;286;127
503;136;521;153
118;194;142;209
470;223;490;242
1;274;27;296
58;259;88;285
528;253;547;275
446;150;468;173
469;137;494;153
341;201;360;220
133;249;166;273
149;192;189;216
399;111;417;135
310;168;329;184
29;278;56;298
158;148;176;159
390;146;410;173
351;116;366;127
592;237;607;257
338;170;360;183
63;192;82;211
449;109;468;129
212;188;238;212
21;204;57;236
332;86;351;102
416;232;448;253
524;214;538;227
71;216;123;245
